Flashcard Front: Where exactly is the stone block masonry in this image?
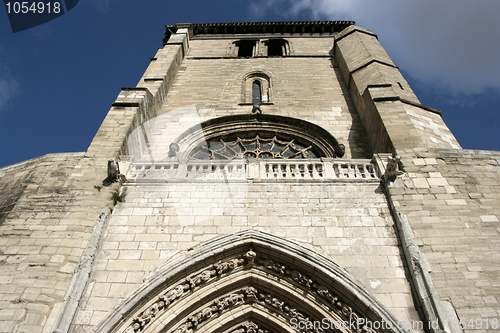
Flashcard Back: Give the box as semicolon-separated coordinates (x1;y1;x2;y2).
0;153;119;333
0;21;498;333
72;179;420;332
390;148;500;326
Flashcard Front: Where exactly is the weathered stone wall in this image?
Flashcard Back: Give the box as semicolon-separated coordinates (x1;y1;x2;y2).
391;149;500;325
68;31;426;330
334;24;499;330
72;179;420;331
0;152;127;333
1;22;499;333
334;26;460;154
0;154;83;332
156;36;371;159
0;28;199;333
186;37;336;58
88;33;186;161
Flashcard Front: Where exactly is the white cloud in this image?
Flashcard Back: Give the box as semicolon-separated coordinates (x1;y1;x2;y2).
249;0;500;95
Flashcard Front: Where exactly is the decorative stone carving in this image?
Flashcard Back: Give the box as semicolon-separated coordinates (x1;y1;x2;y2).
258;257;286;274
191;304;218;327
255;290;320;332
215;258;245;275
106;159;120;182
128;159;379;182
217;293;245;311
168;142;180;157
126;253;250;332
334;143;346;157
176;291;246;331
160;283;190;306
125;249;376;333
384;155;405;182
244;286;258;302
186;269;217;289
173;286;324;333
172;323;191;333
229;321;270;333
256;256;376;332
252;103;262;114
315;285;338;306
190;134;319;160
261;293;284;311
244;249;256;265
288;269;314;289
124;322;141;333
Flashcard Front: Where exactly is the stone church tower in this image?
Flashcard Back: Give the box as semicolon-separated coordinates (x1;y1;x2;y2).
0;21;499;333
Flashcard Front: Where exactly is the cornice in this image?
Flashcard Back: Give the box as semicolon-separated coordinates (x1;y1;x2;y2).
165;21;355;38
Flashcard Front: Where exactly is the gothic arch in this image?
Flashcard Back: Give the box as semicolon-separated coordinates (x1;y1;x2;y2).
169;114;346;160
96;230;405;333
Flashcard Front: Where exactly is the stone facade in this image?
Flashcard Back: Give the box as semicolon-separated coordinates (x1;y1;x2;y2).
0;21;498;333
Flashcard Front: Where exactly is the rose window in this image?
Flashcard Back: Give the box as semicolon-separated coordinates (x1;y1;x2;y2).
190;134;320;160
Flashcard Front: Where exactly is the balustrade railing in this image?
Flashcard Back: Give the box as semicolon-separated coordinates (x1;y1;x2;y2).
125;159;378;183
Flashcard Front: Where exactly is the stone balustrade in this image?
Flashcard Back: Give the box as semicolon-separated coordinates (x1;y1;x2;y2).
124;158;379;183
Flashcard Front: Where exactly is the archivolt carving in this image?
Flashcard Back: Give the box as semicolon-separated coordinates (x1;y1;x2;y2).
126;251;254;332
125;249;376;333
97;231;405;333
229;321;270;333
255;256;370;330
172;285;323;333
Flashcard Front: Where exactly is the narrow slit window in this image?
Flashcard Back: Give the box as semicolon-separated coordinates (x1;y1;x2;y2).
252;80;262;104
242;72;271;104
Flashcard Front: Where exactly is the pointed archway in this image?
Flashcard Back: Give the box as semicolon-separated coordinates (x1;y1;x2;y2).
96;230;405;333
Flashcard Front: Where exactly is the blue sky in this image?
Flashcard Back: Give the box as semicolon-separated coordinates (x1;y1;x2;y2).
1;0;499;168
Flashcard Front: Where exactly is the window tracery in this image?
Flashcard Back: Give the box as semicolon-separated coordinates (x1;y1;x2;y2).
191;133;319;160
170;114;346;160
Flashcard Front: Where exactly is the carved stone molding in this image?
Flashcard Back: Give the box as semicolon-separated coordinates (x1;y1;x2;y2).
255;256;371;330
124;249;378;333
228;321;270;333
125;251;255;332
96;230;406;333
171;286;323;333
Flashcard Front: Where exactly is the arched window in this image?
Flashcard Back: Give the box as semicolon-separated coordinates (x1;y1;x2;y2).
170;114;346;160
251;80;261;104
242;72;271;104
191;133;320;160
